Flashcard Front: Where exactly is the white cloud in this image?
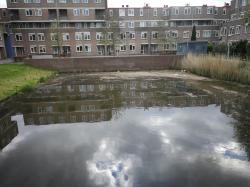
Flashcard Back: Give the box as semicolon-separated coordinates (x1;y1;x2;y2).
0;0;7;8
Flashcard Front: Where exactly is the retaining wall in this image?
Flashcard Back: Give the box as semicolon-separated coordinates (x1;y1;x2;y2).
24;55;184;73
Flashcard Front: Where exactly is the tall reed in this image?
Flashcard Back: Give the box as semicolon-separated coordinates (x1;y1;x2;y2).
182;54;250;85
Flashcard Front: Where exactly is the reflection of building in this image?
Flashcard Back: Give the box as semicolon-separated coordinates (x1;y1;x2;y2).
17;78;217;126
0;113;18;150
21;99;113;125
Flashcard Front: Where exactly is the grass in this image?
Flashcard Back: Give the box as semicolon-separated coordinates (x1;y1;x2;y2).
0;63;55;101
182;54;250;85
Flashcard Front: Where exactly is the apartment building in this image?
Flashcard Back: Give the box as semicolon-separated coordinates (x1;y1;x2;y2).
0;8;9;59
220;0;250;43
1;0;249;58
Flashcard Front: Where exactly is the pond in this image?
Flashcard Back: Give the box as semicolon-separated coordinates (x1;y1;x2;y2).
0;73;250;187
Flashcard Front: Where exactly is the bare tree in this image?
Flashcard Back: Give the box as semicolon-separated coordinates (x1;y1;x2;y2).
99;18;121;56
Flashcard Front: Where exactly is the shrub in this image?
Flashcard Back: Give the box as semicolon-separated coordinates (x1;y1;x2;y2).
207;43;214;54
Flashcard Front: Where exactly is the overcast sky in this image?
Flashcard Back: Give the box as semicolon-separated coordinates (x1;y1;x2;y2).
0;0;229;8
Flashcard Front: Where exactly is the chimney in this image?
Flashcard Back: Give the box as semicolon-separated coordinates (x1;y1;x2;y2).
126;5;129;8
122;5;124;8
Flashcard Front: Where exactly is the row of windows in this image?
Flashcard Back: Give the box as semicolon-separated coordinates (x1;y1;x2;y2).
220;24;250;36
14;30;221;42
28;43;179;54
11;0;101;4
24;8;90;16
115;7;227;17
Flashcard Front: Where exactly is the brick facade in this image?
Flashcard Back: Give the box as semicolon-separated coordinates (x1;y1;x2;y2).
0;0;249;59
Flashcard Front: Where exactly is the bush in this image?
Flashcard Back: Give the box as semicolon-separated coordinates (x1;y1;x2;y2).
213;43;227;55
247;43;250;60
207;43;214;54
21;84;34;93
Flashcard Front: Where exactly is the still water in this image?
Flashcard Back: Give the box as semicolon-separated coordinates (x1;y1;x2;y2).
0;75;250;187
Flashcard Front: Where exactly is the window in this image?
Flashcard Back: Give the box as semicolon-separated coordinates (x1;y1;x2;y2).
129;32;135;39
25;9;33;16
128;9;134;16
96;32;104;40
169;30;178;38
183;31;190;38
15;33;23;41
120;45;126;51
75;23;81;29
107;32;113;40
213;30;219;37
129;44;135;51
196;30;200;38
141;32;147;39
24;0;32;3
235;26;241;34
29;33;36;41
173;8;179;15
39;45;46;54
37;33;45;41
35;9;42;16
195;7;202;14
120;33;126;40
83;32;91;40
152;32;158;39
140;21;146;27
10;0;17;3
184;7;191;15
76;45;83;52
223;8;227;15
83;9;89;16
119;9;125;17
0;33;2;41
51;33;58;41
95;0;101;3
207;7;213;14
119;21;125;28
47;0;54;3
109;10;113;17
83;0;88;3
73;9;81;16
84;44;91;52
203;30;211;38
75;32;83;40
128;22;134;28
163;9;169;16
150;21;157;27
73;0;81;3
140;9;143;16
59;0;66;3
30;45;37;53
229;27;235;35
153;8;158;16
214;7;218;15
33;0;40;3
62;33;70;41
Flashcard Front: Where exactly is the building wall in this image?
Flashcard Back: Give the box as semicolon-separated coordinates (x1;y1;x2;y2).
24;55;183;72
2;0;250;58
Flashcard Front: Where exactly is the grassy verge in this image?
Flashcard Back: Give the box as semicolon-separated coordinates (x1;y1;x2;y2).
182;54;250;85
0;63;55;101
